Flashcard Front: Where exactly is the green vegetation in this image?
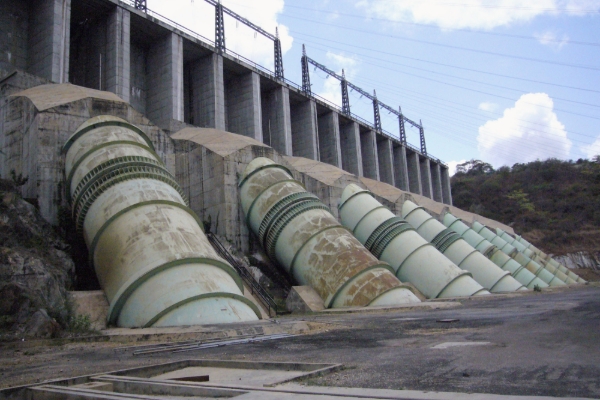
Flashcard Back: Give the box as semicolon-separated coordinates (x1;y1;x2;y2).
452;158;600;255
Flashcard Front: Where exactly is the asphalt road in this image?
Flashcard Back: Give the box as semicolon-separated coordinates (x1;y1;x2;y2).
2;285;599;398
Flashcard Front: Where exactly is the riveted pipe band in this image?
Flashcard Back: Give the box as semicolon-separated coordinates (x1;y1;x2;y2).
73;165;187;232
365;218;414;259
258;191;321;247
264;199;330;262
63;119;155;154
431;228;462;253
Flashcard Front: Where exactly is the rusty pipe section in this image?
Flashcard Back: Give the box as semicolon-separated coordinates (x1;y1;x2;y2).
495;228;577;284
63;116;260;327
239;158;420;308
443;213;547;289
497;229;585;284
339;184;489;299
401;201;525;293
471;221;566;287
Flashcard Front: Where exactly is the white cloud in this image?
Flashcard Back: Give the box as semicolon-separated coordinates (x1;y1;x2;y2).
356;0;600;30
477;93;572;167
478;102;498;112
316;52;360;106
447;159;467;176
149;0;292;70
534;31;569;50
581;136;600;159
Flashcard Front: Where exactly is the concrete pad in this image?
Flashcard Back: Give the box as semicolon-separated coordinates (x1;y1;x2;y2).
153;366;303;387
431;341;492;349
10;83;124;111
286;286;325;313
68;291;109;331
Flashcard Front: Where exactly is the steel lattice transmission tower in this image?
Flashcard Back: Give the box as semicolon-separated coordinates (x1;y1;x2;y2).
134;0;146;11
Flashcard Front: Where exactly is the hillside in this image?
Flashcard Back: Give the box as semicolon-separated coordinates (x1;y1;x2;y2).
451;158;600;256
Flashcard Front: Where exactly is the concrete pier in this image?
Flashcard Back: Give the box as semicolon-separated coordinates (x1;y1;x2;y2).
339;118;363;176
407;150;422;195
377;136;395;185
419;157;433;199
431;163;443;202
290;98;319;160
393;143;409;191
226;71;262;141
441;167;452;206
106;7;130;102
360;128;379;180
186;54;225;130
262;84;293;155
317;111;342;168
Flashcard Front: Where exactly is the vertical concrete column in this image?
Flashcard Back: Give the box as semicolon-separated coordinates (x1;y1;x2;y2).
189;54;225;130
317;111;342;168
340;121;363;176
360;130;379;180
291;100;319;160
377;136;395;185
262;86;293;155
393;144;409;191
106;7;130;102
28;0;71;83
420;157;433;199
407;151;422;195
441;167;452;205
227;72;262;142
147;32;184;128
431;162;443;202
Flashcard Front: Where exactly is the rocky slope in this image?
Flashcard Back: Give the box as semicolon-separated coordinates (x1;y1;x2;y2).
0;179;75;340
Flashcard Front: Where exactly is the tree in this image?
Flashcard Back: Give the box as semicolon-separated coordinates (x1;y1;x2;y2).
455;159;494;176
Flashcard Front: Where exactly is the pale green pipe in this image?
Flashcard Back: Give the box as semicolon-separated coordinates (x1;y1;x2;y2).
339;184;489;299
443;213;547;289
64;116;260;327
496;229;576;284
401;201;525;293
239;158;420;308
509;232;585;284
471;221;566;287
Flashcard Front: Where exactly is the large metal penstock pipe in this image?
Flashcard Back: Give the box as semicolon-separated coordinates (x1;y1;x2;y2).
63;116;260;327
443;213;547;289
471;221;566;287
500;230;585;284
239;158;420;308
401;201;525;293
338;184;489;299
496;229;577;284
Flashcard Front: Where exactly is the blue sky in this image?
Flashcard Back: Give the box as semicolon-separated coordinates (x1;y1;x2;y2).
149;0;600;174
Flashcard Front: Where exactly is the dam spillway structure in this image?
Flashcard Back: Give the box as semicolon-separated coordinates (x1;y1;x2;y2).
496;229;584;284
63;115;260;327
471;221;567;287
239;157;421;308
338;184;490;299
443;213;548;289
400;200;525;293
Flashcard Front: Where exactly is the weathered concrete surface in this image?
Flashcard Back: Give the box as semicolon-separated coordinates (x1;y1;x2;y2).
286;286;325;313
67;291;109;331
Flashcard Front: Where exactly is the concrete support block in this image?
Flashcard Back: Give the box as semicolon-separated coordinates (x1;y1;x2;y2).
28;0;71;83
106;7;130;102
340;121;363;176
407;151;422;195
286;286;325;313
317;111;342;168
188;54;225;130
262;86;292;155
377;135;395;185
441;166;453;205
360;130;379;180
431;162;443;202
393;144;409;191
146;32;184;128
226;72;262;142
420;157;433;199
291;100;319;160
